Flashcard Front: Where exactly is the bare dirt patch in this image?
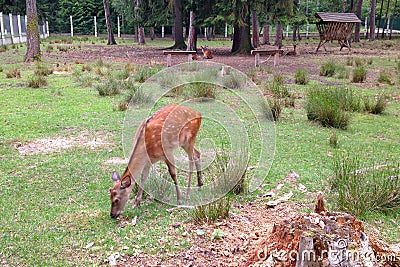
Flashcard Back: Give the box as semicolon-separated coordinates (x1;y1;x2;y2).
119;200;399;267
16;130;114;155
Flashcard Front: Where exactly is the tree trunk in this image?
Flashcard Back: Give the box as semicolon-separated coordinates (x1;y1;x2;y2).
187;11;196;51
103;0;116;45
274;23;283;48
231;4;253;55
172;0;186;49
389;0;397;39
354;0;363;42
150;27;155;40
24;0;41;62
252;11;259;48
293;25;298;41
381;0;390;38
369;0;376;40
262;25;270;44
138;27;145;45
376;0;384;37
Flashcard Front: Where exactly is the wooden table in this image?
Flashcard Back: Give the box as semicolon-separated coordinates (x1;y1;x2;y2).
250;49;284;67
163;50;197;67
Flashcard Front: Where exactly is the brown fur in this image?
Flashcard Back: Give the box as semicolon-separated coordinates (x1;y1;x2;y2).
109;104;202;218
201;46;213;59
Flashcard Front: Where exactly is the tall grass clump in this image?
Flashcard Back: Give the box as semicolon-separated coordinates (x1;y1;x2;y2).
320;61;337;77
189;82;217;99
134;65;162;83
377;70;394;85
96;78;122;96
364;94;388;114
329;154;400;218
190;196;231;224
294;68;309;85
306;87;353;129
265;97;283;121
6;68;21;78
34;63;53;76
28;75;48;88
352;66;367;83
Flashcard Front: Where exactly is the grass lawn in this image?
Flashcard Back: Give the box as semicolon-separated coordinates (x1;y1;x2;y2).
0;37;399;266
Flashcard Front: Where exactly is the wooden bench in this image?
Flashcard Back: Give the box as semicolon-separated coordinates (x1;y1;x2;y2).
251;49;284;67
163;50;197;67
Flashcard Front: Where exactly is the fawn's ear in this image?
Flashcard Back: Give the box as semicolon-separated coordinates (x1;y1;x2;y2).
112;171;120;183
120;175;131;190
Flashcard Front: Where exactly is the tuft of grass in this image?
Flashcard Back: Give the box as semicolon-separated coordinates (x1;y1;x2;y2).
320;61;337;77
352;66;367;83
294;68;309;85
306;87;353;129
335;65;350;79
354;57;365;67
222;74;243;90
265;97;283;121
0;66;3;72
0;45;8;52
364;94;388;114
134;65;162;83
189;82;216;99
377;70;394;85
6;68;21;78
81;64;92;72
269;81;290;99
329;154;400;218
34;63;53;76
28;75;48;88
96;78;122;96
190;196;231;224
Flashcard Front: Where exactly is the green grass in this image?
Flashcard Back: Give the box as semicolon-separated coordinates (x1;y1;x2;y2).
1;40;400;266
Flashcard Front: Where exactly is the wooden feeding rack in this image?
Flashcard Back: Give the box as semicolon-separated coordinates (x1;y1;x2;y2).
315;12;361;52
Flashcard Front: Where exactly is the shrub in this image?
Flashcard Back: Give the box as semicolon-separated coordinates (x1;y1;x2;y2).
6;68;21;78
377;71;393;85
190;196;231;224
306;87;352;129
320;61;337;77
34;63;53;76
329;154;400;218
352;67;367;83
294;68;309;85
28;75;48;88
364;94;387;114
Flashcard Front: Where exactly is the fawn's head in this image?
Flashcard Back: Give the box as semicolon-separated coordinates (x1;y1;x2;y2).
109;171;132;218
